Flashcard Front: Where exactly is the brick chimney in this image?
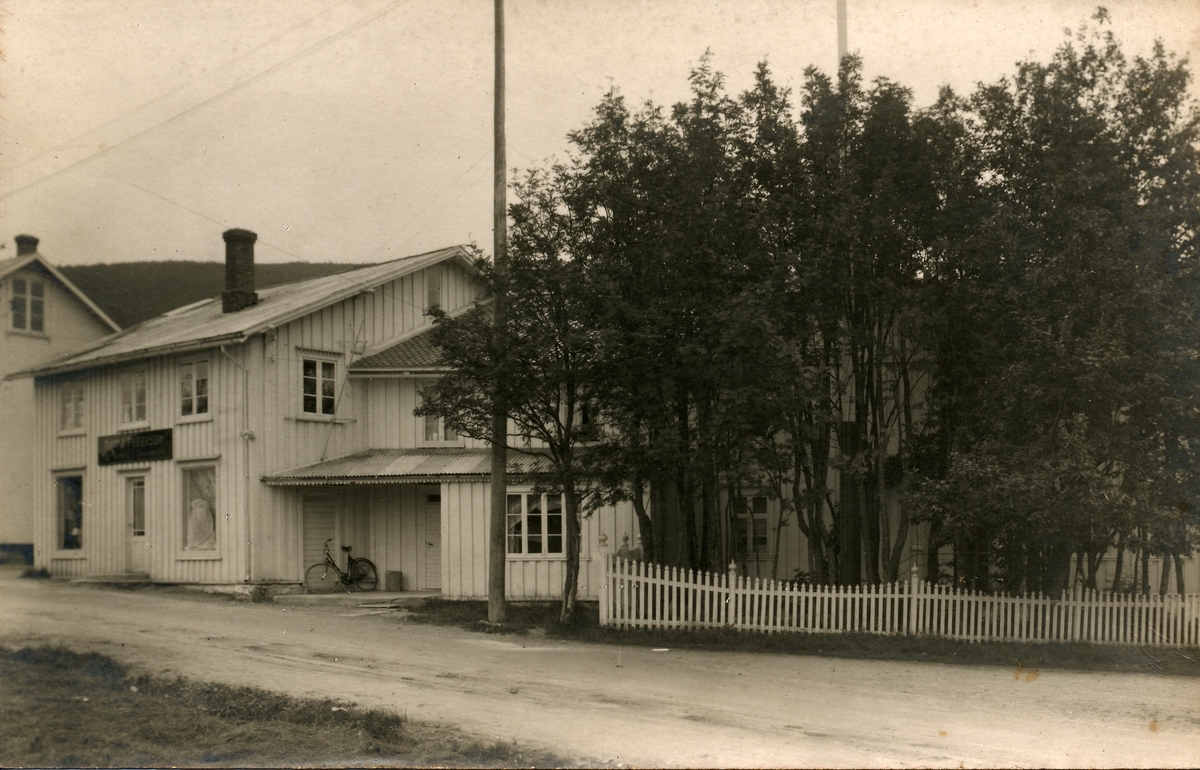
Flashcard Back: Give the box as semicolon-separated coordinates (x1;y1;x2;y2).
221;228;258;313
15;234;39;256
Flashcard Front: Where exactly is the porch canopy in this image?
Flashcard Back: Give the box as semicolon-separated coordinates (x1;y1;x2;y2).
262;448;552;486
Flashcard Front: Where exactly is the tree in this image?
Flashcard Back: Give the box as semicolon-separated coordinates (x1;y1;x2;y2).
912;11;1200;593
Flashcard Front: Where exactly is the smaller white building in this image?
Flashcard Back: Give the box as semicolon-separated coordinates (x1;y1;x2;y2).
1;235;119;561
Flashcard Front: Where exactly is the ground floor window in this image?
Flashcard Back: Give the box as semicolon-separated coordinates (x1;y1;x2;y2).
56;475;83;550
734;495;768;556
182;466;216;550
506;491;564;555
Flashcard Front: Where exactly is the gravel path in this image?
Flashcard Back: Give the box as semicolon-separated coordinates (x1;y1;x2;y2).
2;567;1196;767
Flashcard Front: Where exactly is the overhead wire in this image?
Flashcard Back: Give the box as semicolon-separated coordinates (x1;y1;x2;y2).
1;0;413;202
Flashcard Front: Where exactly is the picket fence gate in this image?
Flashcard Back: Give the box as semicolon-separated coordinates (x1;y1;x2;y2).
599;556;1200;646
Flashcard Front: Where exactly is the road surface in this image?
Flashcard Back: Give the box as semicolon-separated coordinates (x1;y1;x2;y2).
1;567;1196;767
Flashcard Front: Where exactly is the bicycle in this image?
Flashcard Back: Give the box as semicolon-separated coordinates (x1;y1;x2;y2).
304;539;378;593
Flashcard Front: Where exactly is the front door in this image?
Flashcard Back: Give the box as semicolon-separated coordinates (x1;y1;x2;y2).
126;476;148;573
423;493;441;590
303;495;338;575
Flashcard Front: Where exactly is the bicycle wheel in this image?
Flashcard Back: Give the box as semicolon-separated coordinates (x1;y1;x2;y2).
348;558;377;591
304;562;340;593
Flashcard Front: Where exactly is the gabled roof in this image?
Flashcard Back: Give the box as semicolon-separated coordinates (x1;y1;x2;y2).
0;253;120;333
22;245;474;378
351;326;445;372
262;447;552;486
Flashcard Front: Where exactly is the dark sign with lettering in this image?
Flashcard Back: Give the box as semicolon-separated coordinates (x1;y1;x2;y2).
98;429;173;465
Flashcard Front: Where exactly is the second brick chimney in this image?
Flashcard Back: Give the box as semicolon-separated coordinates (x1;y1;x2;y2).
221;228;258;313
15;234;39;256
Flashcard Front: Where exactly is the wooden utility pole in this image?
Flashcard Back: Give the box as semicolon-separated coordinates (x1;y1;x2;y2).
488;0;508;624
837;0;848;66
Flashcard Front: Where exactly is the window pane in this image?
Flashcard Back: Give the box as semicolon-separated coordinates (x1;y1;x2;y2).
30;282;43;298
183;467;217;550
427;269;442;309
58;476;83;550
752;496;768;514
546;495;563;554
60;387;71;429
424;413;440;442
30;298;43;331
321;361;335;380
753;518;768;551
130;478;145;537
303;359;316;379
526;495;543;553
11;297;25;330
506;494;524;554
181;366;194;415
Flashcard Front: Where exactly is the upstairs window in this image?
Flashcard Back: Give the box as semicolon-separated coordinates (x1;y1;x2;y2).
426;267;442;311
180;360;209;417
423;412;458;443
734;495;769;556
59;381;85;431
506;491;564;556
119;370;148;426
11;278;44;332
302;358;336;415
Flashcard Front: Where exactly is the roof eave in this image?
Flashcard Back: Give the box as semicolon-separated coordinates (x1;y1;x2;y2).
348;367;452;377
19;333;248;380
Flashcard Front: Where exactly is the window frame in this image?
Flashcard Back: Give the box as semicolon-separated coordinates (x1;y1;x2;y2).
733;494;770;558
417;385;462;446
180;464;219;556
178;358;211;422
425;266;443;312
55;473;84;553
10;276;45;333
58;380;85;434
300;355;339;418
506;490;566;559
118;369;149;429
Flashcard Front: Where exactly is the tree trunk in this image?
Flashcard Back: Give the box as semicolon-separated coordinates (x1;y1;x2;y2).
559;480;582;623
1110;531;1125;592
1174;552;1186;596
1158;553;1171;596
631;475;655;564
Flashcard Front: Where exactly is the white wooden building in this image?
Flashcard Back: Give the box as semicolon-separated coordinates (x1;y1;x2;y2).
23;229;637;597
1;236;119;561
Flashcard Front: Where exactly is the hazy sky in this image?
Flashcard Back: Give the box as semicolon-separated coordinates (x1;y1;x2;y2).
2;0;1198;267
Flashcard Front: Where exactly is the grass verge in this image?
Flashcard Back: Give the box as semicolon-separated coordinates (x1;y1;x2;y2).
404;598;1200;677
0;645;566;768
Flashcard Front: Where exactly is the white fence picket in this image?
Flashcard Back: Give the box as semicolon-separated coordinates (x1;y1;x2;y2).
600;555;1199;647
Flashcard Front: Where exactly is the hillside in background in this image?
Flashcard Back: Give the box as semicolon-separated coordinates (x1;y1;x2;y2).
59;262;370;329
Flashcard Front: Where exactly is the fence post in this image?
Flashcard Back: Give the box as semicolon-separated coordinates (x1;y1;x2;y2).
907;563;919;636
599;554;609;626
728;560;739;628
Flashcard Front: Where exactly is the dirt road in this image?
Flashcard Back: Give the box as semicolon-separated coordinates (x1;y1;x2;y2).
1;569;1196;768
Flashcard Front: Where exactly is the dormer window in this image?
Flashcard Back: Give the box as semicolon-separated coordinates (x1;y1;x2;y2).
11;277;44;332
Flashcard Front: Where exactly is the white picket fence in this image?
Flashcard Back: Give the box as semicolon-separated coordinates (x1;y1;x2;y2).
599;556;1200;646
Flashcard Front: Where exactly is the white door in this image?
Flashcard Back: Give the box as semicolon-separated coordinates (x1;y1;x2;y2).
303;495;338;574
127;476;148;574
423;493;441;590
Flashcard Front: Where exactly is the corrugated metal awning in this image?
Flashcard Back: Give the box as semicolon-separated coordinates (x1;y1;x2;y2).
262;448;553;486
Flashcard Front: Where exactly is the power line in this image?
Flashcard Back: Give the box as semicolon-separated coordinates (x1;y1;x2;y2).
4;1;344;182
1;0;412;202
